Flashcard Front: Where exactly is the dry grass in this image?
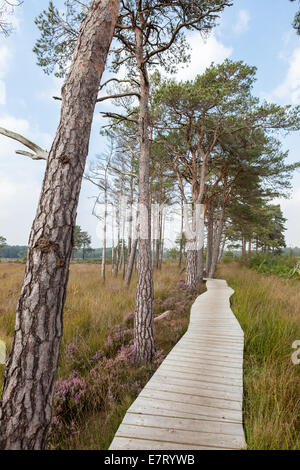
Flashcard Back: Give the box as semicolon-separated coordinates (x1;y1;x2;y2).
218;262;300;450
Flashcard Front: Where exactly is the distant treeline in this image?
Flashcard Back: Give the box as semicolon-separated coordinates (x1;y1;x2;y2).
1;245;300;260
0;245;28;258
282;247;300;256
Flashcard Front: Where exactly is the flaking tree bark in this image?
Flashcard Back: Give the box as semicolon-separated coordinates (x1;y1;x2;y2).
0;0;120;450
134;29;154;362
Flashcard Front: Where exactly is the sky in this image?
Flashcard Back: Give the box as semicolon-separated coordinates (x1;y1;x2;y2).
0;0;300;248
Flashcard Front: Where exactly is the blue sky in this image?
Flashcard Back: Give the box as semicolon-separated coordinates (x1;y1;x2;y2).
0;0;299;247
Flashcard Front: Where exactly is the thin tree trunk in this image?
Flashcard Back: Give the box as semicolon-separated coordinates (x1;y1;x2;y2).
125;236;137;287
111;207;115;272
152;206;156;269
122;240;126;280
179;200;184;268
156;205;162;269
128;173;134;257
114;211;120;277
101;179;107;280
241;236;246;257
159;209;165;270
0;0;120;450
218;236;226;262
197;248;204;281
134;28;154;363
119;239;124;271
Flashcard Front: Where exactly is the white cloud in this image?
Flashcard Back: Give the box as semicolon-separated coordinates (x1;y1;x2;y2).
274;186;300;247
268;48;300;105
0;114;50;246
176;32;233;81
0;175;42;245
36;75;64;103
0;45;12;78
0;114;52;163
234;10;250;35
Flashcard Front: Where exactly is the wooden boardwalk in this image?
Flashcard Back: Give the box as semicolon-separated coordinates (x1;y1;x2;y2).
109;279;246;450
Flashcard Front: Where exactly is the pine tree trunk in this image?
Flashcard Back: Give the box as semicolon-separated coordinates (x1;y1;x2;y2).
209;207;225;278
185;206;198;289
122;240;126;280
179;200;184;268
134;29;154;364
159;210;165;270
101;182;107;281
128;174;133;257
186;249;198;289
218;236;226;262
111;207;115;272
125;237;137;287
0;0;120;450
197;247;204;281
241;236;246;257
114;214;120;277
155;206;162;269
206;203;214;275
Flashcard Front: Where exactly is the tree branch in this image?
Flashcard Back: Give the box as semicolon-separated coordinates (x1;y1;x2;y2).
96;91;140;102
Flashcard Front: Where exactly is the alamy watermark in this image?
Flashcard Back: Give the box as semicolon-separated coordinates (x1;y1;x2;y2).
291;340;300;365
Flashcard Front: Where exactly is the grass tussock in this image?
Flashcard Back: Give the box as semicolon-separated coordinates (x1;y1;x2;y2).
0;262;201;450
218;262;300;450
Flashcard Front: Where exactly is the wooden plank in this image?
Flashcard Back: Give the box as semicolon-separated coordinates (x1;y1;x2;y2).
128;397;243;423
109;278;246;450
124;412;245;437
158;364;243;383
152;370;243;392
109;437;227;450
179;340;244;352
165;354;243;369
160;361;243;378
140;386;242;410
172;344;243;356
169;350;243;363
182;335;244;344
147;376;243;401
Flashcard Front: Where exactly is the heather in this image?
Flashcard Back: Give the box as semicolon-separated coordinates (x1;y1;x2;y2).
0;262;201;450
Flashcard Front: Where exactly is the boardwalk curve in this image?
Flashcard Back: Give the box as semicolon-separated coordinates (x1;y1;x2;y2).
109;279;247;450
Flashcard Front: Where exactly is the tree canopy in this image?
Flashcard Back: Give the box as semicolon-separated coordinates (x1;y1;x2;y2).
0;0;22;37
